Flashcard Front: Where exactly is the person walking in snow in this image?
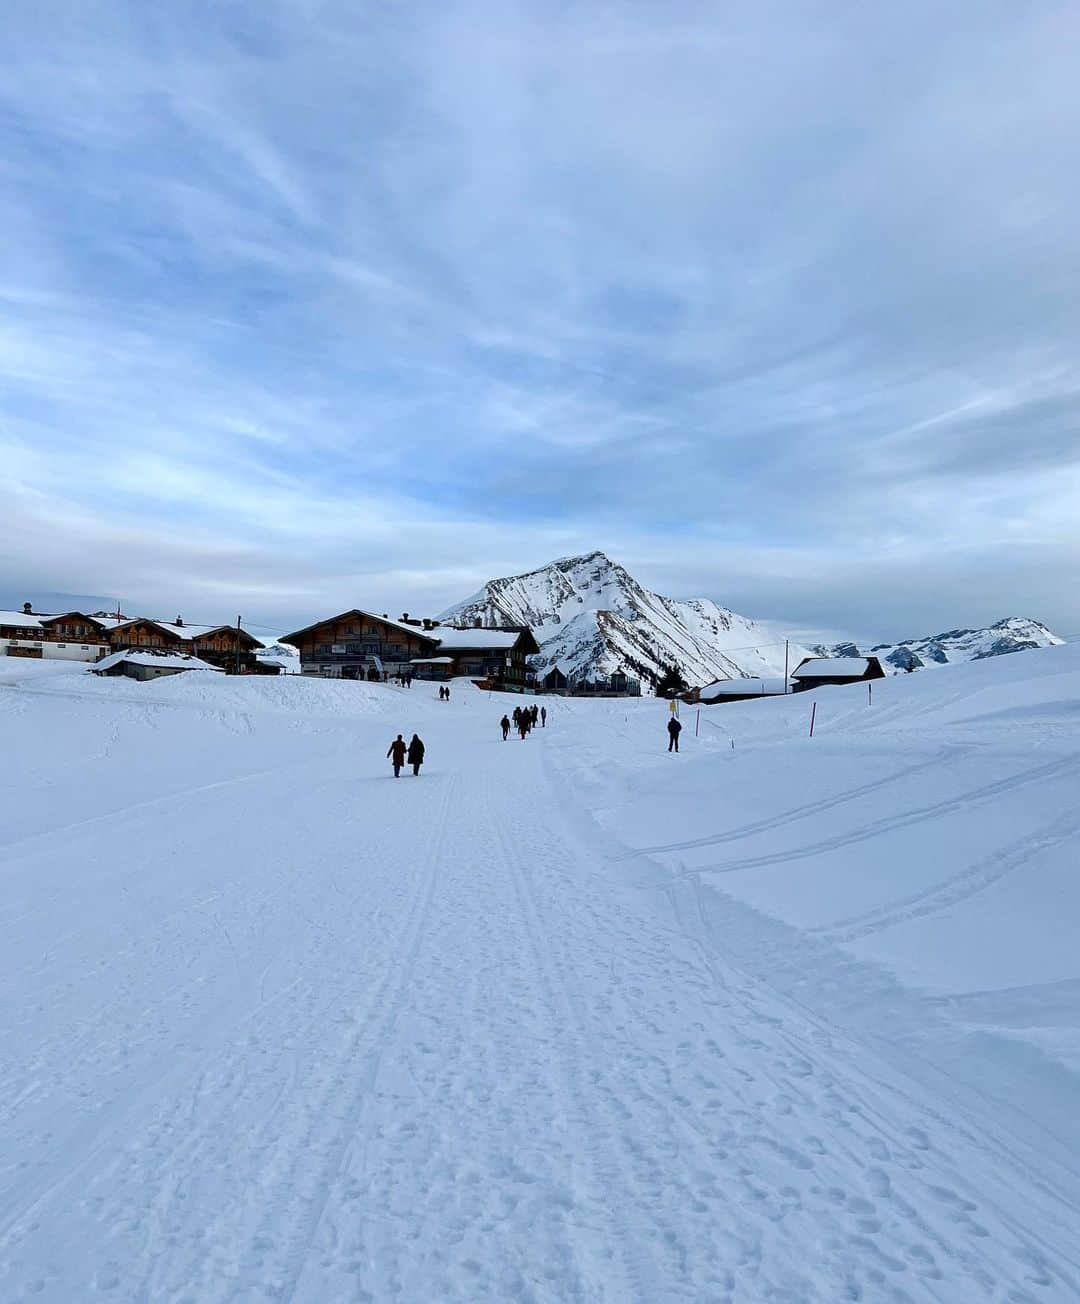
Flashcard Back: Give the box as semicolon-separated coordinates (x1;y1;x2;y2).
540;705;547;728
530;704;539;726
501;714;511;740
387;734;407;777
518;713;529;740
407;733;425;776
667;716;682;753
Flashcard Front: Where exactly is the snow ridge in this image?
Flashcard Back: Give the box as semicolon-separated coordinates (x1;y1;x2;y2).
815;617;1063;674
441;551;805;690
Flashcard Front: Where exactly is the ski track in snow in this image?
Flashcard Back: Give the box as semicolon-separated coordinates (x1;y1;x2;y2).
1;660;1079;1300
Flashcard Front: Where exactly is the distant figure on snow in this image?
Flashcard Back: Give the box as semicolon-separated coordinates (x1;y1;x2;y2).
541;706;547;728
408;733;425;776
387;734;407;777
530;704;539;726
501;714;511;740
667;717;682;753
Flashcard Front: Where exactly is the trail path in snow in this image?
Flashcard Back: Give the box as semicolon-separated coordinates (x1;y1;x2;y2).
1;678;1078;1301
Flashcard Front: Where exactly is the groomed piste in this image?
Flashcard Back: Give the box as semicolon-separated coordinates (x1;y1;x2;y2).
1;646;1078;1300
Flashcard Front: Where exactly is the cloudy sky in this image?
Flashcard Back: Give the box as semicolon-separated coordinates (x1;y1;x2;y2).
2;1;1078;643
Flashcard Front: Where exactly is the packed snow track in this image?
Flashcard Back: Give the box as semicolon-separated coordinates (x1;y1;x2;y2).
1;652;1079;1301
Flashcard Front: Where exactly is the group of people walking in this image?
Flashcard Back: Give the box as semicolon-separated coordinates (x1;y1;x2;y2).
437;685;451;701
502;703;546;740
387;733;425;777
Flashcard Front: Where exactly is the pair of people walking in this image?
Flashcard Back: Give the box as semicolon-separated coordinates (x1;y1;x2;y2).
438;685;451;701
387;733;425;777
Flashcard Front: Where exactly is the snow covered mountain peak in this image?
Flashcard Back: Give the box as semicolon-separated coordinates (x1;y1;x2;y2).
815;616;1063;673
442;553;803;691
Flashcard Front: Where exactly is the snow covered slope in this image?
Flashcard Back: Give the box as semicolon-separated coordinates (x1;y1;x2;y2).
443;551;805;689
816;616;1063;673
1;649;1079;1300
256;640;301;672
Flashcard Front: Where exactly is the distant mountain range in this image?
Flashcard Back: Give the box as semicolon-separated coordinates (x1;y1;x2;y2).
441;552;805;691
813;617;1063;673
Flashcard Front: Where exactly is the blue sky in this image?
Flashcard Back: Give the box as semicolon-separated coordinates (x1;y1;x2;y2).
2;2;1079;642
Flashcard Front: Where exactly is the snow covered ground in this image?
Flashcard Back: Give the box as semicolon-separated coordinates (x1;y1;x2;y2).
1;648;1078;1301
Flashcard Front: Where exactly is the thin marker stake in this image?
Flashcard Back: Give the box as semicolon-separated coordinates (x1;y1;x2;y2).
809;700;817;738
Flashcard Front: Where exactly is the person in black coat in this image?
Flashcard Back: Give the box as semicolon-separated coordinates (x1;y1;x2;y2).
500;714;511;740
667;717;682;752
407;734;425;776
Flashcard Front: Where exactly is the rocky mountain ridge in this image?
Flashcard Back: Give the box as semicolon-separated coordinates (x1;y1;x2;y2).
813;617;1063;673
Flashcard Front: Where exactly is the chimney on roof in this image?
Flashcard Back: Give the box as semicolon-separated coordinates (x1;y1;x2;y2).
22;601;32;614
175;615;184;627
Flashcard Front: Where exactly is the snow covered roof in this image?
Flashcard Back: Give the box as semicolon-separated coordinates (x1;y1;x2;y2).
699;677;790;700
108;618;263;648
0;610;44;629
792;657;874;679
433;629;522;651
92;650;224;673
410;656;454;664
281;609;440;646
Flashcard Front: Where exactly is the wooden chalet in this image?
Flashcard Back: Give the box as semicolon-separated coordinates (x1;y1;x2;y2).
423;625;539;687
790;656;886;690
282;609;540;686
282;610;441;680
0;604;114;662
105;617;266;673
536;665;641;697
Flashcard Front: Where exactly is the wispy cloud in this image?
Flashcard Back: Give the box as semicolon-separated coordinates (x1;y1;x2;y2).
1;1;1078;638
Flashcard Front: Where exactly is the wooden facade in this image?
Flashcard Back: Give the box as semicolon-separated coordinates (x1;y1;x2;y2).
2;605;266;670
282;611;541;685
426;628;539;687
282;610;440;680
1;606;108;662
106;619;265;672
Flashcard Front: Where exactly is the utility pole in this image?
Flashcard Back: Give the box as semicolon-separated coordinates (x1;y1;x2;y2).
784;638;789;693
235;616;242;675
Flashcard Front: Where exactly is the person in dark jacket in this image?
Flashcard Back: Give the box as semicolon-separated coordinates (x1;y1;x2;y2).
667;717;682;753
530;704;539;726
518;713;529;740
387;734;407;776
540;705;547;728
500;714;511;740
407;733;425;776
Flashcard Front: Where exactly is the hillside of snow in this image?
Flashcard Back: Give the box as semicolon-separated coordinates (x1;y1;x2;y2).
1;645;1078;1299
815;616;1063;673
443;551;806;689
